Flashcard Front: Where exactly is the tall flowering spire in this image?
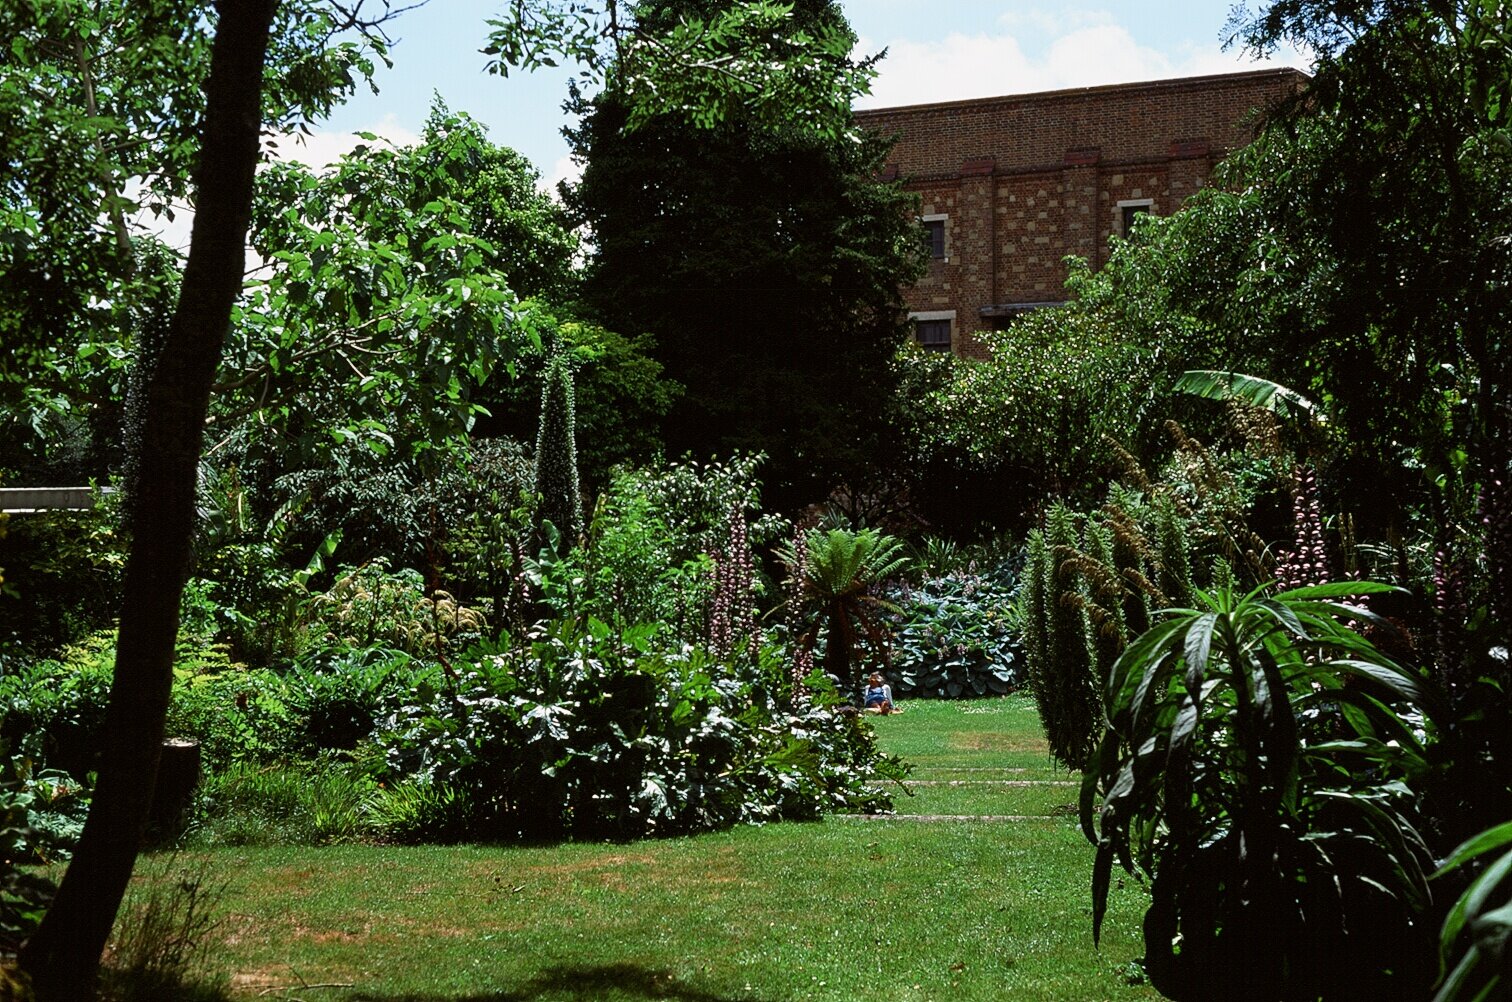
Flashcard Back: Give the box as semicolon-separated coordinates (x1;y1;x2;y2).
1481;473;1509;632
709;503;757;662
1276;465;1330;590
1434;546;1474;701
784;521;814;706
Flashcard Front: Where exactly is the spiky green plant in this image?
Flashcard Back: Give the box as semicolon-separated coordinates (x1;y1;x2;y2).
780;527;909;699
533;352;582;547
1083;581;1446;1001
1019;502;1101;770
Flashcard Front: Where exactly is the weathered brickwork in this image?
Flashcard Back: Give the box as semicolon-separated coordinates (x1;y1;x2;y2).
858;69;1307;358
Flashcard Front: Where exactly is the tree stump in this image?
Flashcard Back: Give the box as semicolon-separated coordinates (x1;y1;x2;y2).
146;738;201;844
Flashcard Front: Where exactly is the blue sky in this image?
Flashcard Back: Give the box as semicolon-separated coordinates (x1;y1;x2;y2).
297;1;1310;189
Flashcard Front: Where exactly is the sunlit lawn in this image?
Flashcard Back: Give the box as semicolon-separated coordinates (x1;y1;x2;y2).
130;696;1157;1001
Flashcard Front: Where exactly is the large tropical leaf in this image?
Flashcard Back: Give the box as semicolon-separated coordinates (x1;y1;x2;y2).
1174;369;1320;421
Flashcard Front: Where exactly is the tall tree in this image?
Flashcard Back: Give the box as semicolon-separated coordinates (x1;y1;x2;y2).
0;0;385;477
1226;1;1512;523
562;0;923;506
16;3;280;994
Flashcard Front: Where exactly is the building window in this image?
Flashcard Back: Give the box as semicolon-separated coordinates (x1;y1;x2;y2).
913;315;953;352
1117;199;1153;236
920;214;948;260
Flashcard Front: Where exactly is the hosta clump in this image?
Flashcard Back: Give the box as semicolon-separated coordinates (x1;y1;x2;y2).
885;567;1021;698
378;618;899;842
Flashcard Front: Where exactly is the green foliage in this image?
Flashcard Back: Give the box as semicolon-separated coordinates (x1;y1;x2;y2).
474;304;682;487
0;500;125;663
1432;819;1512;1002
1174;369;1320;423
533;455;785;634
885;568;1021;699
0;1;390;479
485;0;874;139
0;739;69;954
566;1;922;505
1082;582;1445;1001
0;632;117;781
190;762;376;848
533;353;583;545
780;527;909;697
234;104;548;471
378;619;898;841
359;779;471;845
307;562;487;657
1018;505;1100;770
899;315;1169;512
281;646;421;755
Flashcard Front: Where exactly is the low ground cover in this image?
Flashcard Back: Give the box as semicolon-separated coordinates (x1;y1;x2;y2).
116;696;1155;1001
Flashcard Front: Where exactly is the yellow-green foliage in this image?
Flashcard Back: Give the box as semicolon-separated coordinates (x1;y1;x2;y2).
309;562;486;655
0;965;33;1002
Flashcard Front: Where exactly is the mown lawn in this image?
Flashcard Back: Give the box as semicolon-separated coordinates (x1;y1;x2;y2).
134;696;1158;1001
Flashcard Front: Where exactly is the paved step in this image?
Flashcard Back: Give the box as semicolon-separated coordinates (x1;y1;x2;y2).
836;813;1066;822
905;779;1079;787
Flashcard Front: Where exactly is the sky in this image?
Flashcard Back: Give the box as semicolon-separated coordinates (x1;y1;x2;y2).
298;0;1312;191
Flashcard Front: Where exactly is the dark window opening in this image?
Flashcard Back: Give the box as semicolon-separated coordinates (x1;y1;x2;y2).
921;219;946;259
915;319;951;352
1121;203;1151;235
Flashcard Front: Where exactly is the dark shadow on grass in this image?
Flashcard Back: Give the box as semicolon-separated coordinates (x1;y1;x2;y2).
348;962;773;1002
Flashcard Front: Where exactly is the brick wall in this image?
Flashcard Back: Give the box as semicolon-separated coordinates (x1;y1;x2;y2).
858;69;1307;355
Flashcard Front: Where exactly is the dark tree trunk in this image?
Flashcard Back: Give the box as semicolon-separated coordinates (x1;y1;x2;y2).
18;2;278;997
147;738;203;844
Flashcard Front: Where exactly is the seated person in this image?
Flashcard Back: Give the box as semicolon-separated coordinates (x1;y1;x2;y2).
862;671;896;714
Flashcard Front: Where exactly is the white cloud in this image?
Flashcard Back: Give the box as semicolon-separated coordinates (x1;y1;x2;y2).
266;113;423;168
856;23;1310;110
994;8;1115;36
542;154;582;201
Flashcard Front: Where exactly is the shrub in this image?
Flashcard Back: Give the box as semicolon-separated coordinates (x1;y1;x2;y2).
378;619;900;842
0;738;68;955
281;646;424;755
0;498;125;664
165;666;298;771
780;526;909;699
885;567;1021;699
1082;582;1445;1001
306;561;486;657
0;632;116;781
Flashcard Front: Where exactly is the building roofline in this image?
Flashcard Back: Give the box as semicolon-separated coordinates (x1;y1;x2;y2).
853;67;1309;119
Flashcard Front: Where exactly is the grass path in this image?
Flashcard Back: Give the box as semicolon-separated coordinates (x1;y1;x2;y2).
156;696;1157;1001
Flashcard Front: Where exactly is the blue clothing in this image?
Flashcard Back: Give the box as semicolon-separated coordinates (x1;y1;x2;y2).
863;683;892;707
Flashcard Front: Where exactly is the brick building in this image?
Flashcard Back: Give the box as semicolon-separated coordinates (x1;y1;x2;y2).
856;68;1307;357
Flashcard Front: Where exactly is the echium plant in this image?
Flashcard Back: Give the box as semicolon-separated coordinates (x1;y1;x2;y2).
533;351;582;547
708;503;757;662
1082;581;1447;1001
1274;464;1330;590
1018;502;1100;770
